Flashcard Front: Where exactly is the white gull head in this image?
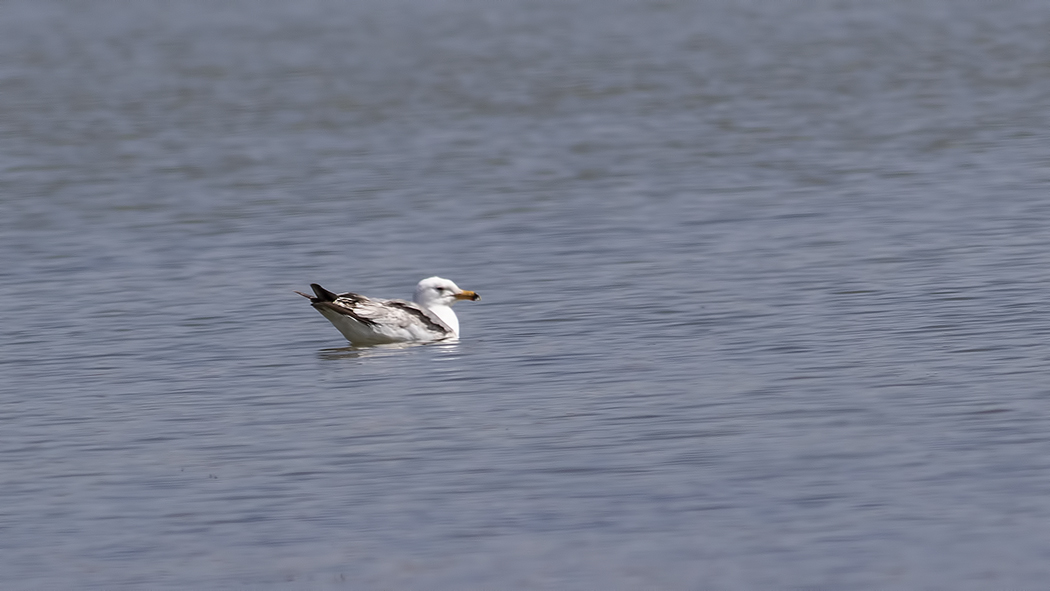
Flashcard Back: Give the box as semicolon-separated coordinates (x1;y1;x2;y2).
412;276;480;337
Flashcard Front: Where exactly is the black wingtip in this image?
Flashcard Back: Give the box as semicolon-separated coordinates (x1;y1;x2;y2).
310;283;339;302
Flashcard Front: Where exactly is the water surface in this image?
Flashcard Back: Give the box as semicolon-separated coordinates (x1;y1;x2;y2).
2;0;1050;588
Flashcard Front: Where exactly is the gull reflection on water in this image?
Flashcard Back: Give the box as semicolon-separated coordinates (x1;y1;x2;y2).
317;340;460;361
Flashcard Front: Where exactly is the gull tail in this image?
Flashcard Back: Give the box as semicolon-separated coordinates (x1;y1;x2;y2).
295;283;340;302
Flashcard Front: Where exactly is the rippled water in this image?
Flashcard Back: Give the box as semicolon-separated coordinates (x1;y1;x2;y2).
2;0;1050;588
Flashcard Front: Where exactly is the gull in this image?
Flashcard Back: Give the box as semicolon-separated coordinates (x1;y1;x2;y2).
297;276;480;345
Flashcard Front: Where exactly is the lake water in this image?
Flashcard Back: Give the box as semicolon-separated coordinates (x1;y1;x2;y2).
2;0;1050;588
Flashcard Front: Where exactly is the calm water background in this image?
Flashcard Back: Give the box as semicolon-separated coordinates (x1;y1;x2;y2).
2;0;1050;588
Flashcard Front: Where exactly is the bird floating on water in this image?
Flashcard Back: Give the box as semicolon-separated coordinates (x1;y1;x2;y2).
297;276;480;346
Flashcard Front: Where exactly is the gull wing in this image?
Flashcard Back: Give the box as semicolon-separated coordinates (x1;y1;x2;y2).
382;299;452;333
299;284;452;342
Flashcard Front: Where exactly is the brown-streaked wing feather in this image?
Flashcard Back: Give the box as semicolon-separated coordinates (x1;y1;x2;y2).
384;300;452;334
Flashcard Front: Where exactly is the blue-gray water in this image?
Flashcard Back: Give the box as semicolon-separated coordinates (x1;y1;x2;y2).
2;1;1050;588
